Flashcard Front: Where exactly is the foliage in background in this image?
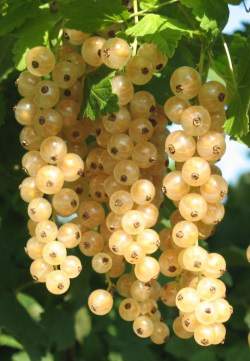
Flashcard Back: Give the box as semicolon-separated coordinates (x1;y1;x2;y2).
0;0;249;360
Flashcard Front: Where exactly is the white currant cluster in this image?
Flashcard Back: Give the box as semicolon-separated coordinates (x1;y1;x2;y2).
161;66;233;346
15;26;232;346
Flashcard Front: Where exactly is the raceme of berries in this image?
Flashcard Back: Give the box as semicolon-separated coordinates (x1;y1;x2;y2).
15;27;231;347
162;65;232;346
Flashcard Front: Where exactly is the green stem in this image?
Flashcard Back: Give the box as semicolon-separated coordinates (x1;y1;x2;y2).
15;281;36;294
129;0;179;18
132;0;139;56
221;34;237;90
198;43;205;76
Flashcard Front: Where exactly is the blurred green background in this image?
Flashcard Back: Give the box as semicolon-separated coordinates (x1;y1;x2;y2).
0;1;250;361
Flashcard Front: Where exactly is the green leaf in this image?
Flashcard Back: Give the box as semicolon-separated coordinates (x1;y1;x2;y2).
17;293;44;322
180;0;229;35
0;292;46;361
126;14;194;57
61;0;129;33
74;307;91;343
12;9;61;70
41;307;75;351
0;34;15;81
0;333;23;350
83;67;119;120
12;352;30;361
139;0;159;10
0;1;39;37
211;34;250;141
0;93;6;127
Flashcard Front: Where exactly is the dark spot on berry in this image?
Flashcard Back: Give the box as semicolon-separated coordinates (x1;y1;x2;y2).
162;186;167;194
90;162;97;169
168;265;177;273
120;175;127;182
46;180;53;187
191;211;198;218
193;116;201;127
191;172;199;180
72;130;80;138
39;116;46;125
175;84;183;93
64;32;69;40
82;212;90;219
97;49;102;57
114;199;123;207
71;199;77;207
141;67;149;75
77;168;84;176
156;63;163;70
64;89;71;97
108;30;115;38
194;261;202;268
124;302;131;309
218;93;225;102
75;232;80;239
95;191;102;198
108;113;116;121
137;328;143;335
41;85;49;94
133;222;140;229
103;48;111;58
96;128;101;136
102;257;109;263
176;231;183;238
141;127;149;134
111;147;118;155
168;144;175;154
149;117;157;127
213;145;221;155
32;61;39;69
64;74;70;81
57;282;64;290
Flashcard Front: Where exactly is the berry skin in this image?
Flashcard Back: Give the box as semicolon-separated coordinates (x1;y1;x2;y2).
30;258;52;282
111;75;134;106
133;316;154;338
101;38;131;69
162;171;190;201
179;193;208;222
26;46;56;76
88;289;113;315
28;197;52;222
58;223;82;249
119;298;140;321
16;71;40;98
35;165;64;195
14;98;37;126
181;105;211;136
125;56;154;85
46;270;70;295
42;240;67;265
81;36;106;67
165;130;196;162
198;81;227;113
181;157;211;187
164;96;189;124
170;66;201;100
130;179;156;205
33;80;60;109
